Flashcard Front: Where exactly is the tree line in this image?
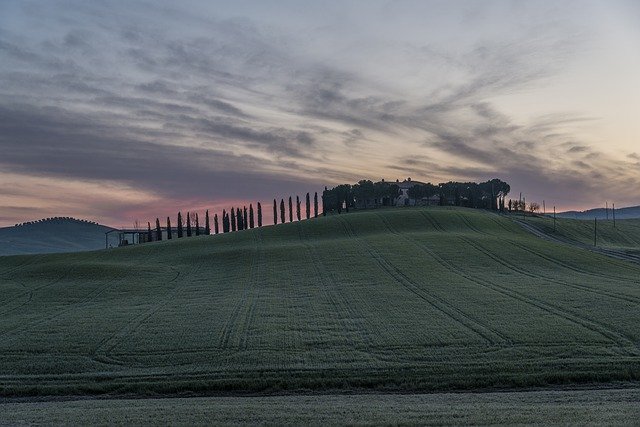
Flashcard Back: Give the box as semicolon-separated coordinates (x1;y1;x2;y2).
322;178;511;213
142;192;320;243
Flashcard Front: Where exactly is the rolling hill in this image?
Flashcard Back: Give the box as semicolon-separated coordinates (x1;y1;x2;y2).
0;207;639;401
558;205;640;220
0;217;116;256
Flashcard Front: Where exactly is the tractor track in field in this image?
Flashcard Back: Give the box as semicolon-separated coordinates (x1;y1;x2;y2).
238;230;267;351
419;211;638;353
219;232;261;351
337;215;507;345
297;222;377;350
483;213;640;285
91;264;186;367
513;219;640;265
452;212;640;305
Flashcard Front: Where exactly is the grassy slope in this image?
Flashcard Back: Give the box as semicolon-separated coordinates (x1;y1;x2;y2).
525;215;640;251
2;388;639;425
0;207;639;396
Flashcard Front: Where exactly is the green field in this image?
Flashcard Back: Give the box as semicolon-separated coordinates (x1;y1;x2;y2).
0;207;639;399
525;214;640;251
3;388;639;425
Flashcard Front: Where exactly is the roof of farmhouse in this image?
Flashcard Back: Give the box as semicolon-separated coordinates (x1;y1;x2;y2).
394;178;427;189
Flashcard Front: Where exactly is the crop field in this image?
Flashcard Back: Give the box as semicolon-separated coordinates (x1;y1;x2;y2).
524;214;640;251
0;207;639;399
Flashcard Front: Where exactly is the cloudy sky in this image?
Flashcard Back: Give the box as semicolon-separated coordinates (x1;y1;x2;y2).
1;0;639;226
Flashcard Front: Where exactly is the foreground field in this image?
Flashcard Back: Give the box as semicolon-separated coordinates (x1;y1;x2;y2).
2;388;639;425
0;207;639;396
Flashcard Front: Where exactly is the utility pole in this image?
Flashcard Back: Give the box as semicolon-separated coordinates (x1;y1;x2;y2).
606;201;609;220
594;218;597;246
553;206;556;233
613;203;616;229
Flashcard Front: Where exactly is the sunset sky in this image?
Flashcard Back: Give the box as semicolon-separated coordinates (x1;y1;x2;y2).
1;0;639;227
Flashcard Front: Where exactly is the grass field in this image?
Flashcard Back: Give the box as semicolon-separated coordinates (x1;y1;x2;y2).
0;207;639;398
3;388;639;425
525;214;640;251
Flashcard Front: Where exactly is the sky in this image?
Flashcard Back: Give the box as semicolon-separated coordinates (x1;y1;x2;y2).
1;0;639;227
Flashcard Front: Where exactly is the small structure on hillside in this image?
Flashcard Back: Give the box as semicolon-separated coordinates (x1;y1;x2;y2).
105;227;206;248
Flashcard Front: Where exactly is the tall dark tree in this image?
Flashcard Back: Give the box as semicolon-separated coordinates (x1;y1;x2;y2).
205;210;211;235
195;213;200;236
296;196;301;221
239;208;244;230
314;192;318;218
249;204;255;228
167;217;172;240
214;214;219;234
273;199;278;225
306;192;311;219
280;199;285;224
186;212;192;237
288;196;293;222
222;210;229;233
155;218;162;241
243;206;248;229
322;189;326;216
147;221;152;242
177;212;183;238
231;208;237;231
257;202;263;227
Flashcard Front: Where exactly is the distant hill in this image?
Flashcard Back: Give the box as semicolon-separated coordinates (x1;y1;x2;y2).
0;217;116;256
557;205;640;220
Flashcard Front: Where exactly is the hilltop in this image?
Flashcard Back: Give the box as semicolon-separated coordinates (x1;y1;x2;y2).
0;217;116;256
0;206;638;399
557;205;640;220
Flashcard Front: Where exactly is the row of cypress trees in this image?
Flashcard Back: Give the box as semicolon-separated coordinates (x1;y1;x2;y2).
145;192;319;242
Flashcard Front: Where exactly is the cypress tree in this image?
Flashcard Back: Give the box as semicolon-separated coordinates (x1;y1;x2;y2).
155;218;162;241
167;217;172;240
306;192;311;219
289;196;293;223
273;199;277;225
231;208;237;231
322;189;326;216
214;214;219;234
195;213;200;236
257;202;263;227
186;212;192;237
177;212;183;238
237;208;244;231
205;210;211;235
280;199;285;224
249;204;255;228
147;221;152;242
222;210;227;233
296;196;301;221
243;206;248;228
314;192;318;218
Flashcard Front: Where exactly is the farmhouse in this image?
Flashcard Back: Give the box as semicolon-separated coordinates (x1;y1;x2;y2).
395;178;426;206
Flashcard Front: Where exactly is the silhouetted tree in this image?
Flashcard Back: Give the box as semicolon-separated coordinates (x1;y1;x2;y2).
177;212;183;238
195;213;200;236
231;208;237;231
296;196;301;221
288;196;293;222
237;207;244;231
306;192;311;219
222;210;229;233
322;188;326;216
249;204;255;228
167;217;172;240
186;212;192;237
243;206;248;229
214;213;219;234
280;199;285;224
147;221;152;242
257;202;263;227
156;218;162;241
205;210;211;235
314;192;318;217
273;199;277;225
